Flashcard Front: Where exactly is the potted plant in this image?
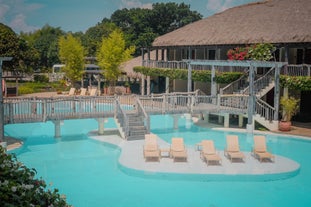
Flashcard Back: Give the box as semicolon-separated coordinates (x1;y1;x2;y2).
279;96;300;131
124;81;131;94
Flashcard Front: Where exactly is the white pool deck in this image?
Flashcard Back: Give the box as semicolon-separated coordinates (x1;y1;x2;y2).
89;130;300;181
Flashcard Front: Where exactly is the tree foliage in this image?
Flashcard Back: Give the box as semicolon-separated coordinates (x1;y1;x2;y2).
97;30;135;85
2;3;202;72
21;25;65;70
0;146;71;206
58;34;85;84
81;20;118;57
133;66;243;83
0;23;39;73
110;3;202;55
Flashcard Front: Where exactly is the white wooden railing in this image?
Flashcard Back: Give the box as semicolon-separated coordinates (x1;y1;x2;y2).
3;92;258;124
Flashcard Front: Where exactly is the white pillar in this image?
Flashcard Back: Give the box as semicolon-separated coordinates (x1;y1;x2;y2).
203;112;209;123
165;77;170;93
224;113;229;128
211;65;217;96
97;118;106;135
147;76;150;95
53;120;61;138
141;75;145;95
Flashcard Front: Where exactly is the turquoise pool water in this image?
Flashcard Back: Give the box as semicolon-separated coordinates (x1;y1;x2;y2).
6;115;311;207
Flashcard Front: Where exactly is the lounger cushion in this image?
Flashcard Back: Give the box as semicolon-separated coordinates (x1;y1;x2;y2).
145;145;158;151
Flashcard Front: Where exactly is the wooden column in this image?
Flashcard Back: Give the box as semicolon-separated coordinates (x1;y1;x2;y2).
53;120;62;138
97;118;106;135
274;64;280;121
147;76;150;95
247;64;255;133
187;62;192;92
211;65;216;96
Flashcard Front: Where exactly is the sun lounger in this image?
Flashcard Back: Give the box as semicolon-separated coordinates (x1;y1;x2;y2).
89;88;97;96
224;135;245;162
200;140;221;165
252;135;275;162
143;134;160;161
170;137;187;162
68;87;76;96
80;88;87;96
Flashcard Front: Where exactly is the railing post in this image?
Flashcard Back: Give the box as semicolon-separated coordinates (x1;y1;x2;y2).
247;64;255;133
217;94;221;110
274;64;280;121
9;102;13;124
187;61;192;92
162;94;166;114
42;99;47;122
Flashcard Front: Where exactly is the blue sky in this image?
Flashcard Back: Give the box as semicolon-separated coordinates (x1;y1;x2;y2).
0;0;258;33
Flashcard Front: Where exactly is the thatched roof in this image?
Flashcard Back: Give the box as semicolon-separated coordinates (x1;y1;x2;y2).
152;0;311;47
121;51;157;78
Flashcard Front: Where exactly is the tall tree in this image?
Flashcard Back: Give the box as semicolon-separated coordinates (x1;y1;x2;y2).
110;3;202;55
58;34;85;86
82;20;118;57
0;23;39;73
22;25;64;71
97;30;135;85
150;2;202;35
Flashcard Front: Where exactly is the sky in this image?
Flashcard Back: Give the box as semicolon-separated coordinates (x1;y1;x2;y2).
0;0;258;33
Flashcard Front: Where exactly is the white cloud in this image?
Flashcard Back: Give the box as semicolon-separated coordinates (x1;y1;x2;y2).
206;0;245;15
0;4;10;20
10;13;38;33
0;0;43;32
120;0;152;9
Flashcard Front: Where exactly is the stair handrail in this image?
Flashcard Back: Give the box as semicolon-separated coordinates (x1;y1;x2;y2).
136;98;150;134
255;98;276;121
242;66;275;95
115;99;129;139
220;70;249;95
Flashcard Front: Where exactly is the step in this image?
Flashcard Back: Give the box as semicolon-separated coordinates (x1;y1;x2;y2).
127;135;145;141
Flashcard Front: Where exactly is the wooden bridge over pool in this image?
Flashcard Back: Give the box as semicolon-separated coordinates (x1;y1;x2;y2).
3;91;272;140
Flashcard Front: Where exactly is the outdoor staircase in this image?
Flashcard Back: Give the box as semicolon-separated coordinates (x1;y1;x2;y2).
126;113;147;140
115;98;149;141
255;81;275;98
221;66;279;131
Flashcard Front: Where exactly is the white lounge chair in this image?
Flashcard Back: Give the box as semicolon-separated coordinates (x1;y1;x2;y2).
224;135;245;162
252;135;275;162
200;140;221;166
143;134;160;161
170;137;187;162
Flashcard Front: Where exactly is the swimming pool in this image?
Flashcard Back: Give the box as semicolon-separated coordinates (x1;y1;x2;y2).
6;115;311;207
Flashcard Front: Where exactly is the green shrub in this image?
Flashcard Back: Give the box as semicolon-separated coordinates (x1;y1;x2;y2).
0;146;71;206
33;74;49;83
18;85;35;95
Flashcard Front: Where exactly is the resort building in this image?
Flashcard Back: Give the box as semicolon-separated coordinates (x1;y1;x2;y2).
122;0;311;127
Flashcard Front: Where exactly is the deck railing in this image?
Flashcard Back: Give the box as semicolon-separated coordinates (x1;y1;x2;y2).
242;66;275;95
136;98;150;134
282;64;311;76
3;92;274;124
255;98;275;121
142;60;249;73
115;99;129;138
220;71;249;95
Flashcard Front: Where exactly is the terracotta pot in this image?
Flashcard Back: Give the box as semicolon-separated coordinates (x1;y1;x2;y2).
279;121;292;131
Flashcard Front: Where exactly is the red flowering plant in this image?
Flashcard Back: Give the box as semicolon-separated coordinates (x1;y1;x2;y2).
227;47;249;60
227;43;275;61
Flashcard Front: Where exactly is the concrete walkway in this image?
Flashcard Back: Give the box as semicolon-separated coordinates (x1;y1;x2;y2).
89;132;300;182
